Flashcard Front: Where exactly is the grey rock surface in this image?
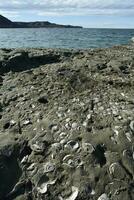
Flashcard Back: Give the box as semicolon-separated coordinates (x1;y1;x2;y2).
0;45;134;200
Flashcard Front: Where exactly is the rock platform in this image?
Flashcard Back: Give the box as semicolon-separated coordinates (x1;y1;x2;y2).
0;45;134;200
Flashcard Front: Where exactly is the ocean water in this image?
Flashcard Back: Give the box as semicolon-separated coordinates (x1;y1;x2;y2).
0;28;134;49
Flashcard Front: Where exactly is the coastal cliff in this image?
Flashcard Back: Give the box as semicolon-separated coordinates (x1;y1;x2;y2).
0;14;82;28
0;45;134;200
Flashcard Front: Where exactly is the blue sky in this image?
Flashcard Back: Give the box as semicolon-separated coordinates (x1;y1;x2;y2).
0;0;134;28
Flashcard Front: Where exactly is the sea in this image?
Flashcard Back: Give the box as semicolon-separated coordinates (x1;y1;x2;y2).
0;28;134;49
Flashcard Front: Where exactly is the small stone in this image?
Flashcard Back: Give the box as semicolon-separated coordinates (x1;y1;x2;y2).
72;122;78;129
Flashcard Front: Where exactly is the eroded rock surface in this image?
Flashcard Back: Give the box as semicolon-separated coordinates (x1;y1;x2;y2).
0;46;134;200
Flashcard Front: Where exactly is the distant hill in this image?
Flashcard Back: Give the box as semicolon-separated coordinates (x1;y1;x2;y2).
0;15;14;28
0;14;82;28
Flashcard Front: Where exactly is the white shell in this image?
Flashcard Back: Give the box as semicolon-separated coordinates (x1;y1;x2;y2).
66;186;79;200
21;155;28;164
10;120;16;125
27;163;36;171
31;142;45;153
37;178;56;194
23;119;31;125
130;121;134;131
98;193;109;200
87;114;91;120
82;142;94;153
63;155;75;168
65;140;79;151
43;162;55;173
125;132;132;142
59;186;79;200
29;135;46;153
109;162;118;174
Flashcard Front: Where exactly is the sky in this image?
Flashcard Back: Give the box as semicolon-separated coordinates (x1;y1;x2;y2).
0;0;134;28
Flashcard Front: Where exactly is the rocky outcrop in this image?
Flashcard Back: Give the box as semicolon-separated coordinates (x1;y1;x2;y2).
0;14;82;28
0;45;134;200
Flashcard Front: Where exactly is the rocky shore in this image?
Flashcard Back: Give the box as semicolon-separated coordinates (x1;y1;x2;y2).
0;45;134;200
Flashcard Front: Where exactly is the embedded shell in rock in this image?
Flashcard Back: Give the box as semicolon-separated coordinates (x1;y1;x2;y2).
36;175;56;194
0;46;134;199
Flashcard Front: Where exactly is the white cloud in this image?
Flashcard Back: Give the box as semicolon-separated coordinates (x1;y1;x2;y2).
0;0;134;17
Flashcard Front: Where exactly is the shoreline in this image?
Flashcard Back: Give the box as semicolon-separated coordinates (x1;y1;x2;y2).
0;44;134;199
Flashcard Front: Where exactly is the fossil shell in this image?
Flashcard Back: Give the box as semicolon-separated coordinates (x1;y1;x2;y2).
63;155;75;168
21;155;28;164
30;142;45;153
66;186;79;200
59;186;79;200
109;162;118;174
130;121;134;132
37;175;56;194
82;142;94;153
65;140;79;151
43;162;55;173
29;135;47;153
98;193;109;200
125;132;132;142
